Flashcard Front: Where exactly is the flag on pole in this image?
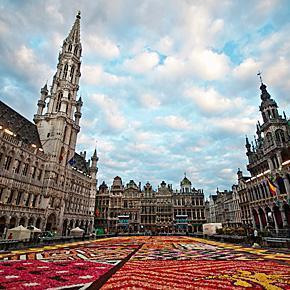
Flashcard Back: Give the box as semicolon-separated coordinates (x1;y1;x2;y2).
266;176;277;196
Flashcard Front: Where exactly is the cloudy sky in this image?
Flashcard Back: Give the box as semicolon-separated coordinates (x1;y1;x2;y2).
1;0;290;196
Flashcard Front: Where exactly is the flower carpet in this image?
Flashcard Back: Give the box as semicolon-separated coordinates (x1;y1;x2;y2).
0;236;289;289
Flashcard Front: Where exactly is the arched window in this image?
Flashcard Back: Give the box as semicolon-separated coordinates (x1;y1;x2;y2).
68;44;72;52
63;63;68;79
275;129;285;143
56;92;63;112
266;132;273;146
74;45;78;55
70;65;75;82
32;195;38;207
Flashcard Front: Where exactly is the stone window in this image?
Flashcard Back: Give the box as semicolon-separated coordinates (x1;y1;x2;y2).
14;160;21;174
16;191;22;205
4;156;12;170
26;193;31;206
31;166;36;179
22;163;29;176
0;187;4;201
63;64;68;79
7;190;14;204
70;65;75;82
56;92;63;112
74;45;78;55
32;195;38;207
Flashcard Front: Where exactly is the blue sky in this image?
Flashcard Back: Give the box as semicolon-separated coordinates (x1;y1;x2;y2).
1;0;290;197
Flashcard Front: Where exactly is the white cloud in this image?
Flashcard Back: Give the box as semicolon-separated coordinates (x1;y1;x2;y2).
185;86;244;114
90;93;126;131
212;116;256;134
189;49;231;81
45;4;64;23
77;133;97;147
129;143;165;155
14;45;53;85
82;64;128;86
140;93;161;109
135;131;159;142
154;49;230;83
123;51;159;74
233;58;261;82
155;115;192;130
156;36;174;55
85;34;120;59
264;58;290;89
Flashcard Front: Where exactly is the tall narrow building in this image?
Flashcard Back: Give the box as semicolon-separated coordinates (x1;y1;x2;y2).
0;12;97;236
34;11;82;165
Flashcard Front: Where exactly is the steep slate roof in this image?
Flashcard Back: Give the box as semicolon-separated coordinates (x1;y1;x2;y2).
0;101;42;147
73;152;89;174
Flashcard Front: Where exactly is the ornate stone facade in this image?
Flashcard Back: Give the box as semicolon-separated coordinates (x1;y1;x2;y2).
242;82;290;232
95;176;206;234
206;188;242;227
0;13;98;237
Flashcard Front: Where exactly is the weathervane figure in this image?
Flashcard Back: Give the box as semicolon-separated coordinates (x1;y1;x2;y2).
257;71;263;84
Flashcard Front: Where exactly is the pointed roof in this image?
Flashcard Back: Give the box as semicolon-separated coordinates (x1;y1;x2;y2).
259;82;277;110
65;11;81;45
181;176;191;186
92;148;98;160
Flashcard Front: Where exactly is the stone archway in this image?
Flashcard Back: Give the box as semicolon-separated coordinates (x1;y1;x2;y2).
258;208;267;228
46;213;56;231
252;209;260;229
19;217;27;226
273;206;283;229
62;219;68;236
35;217;41;229
0;216;6;236
28;217;35;227
9;217;17;228
69;220;74;231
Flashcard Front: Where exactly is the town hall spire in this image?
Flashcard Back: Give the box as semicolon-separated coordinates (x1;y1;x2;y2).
34;12;83;165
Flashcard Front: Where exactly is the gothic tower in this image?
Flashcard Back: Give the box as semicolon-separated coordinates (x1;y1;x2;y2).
34;12;82;166
246;78;290;176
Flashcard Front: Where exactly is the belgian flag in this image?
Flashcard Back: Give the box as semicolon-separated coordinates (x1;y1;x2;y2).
266;176;278;196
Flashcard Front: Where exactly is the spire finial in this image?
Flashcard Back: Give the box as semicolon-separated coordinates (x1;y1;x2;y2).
184;172;186;178
257;70;263;84
77;11;81;19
